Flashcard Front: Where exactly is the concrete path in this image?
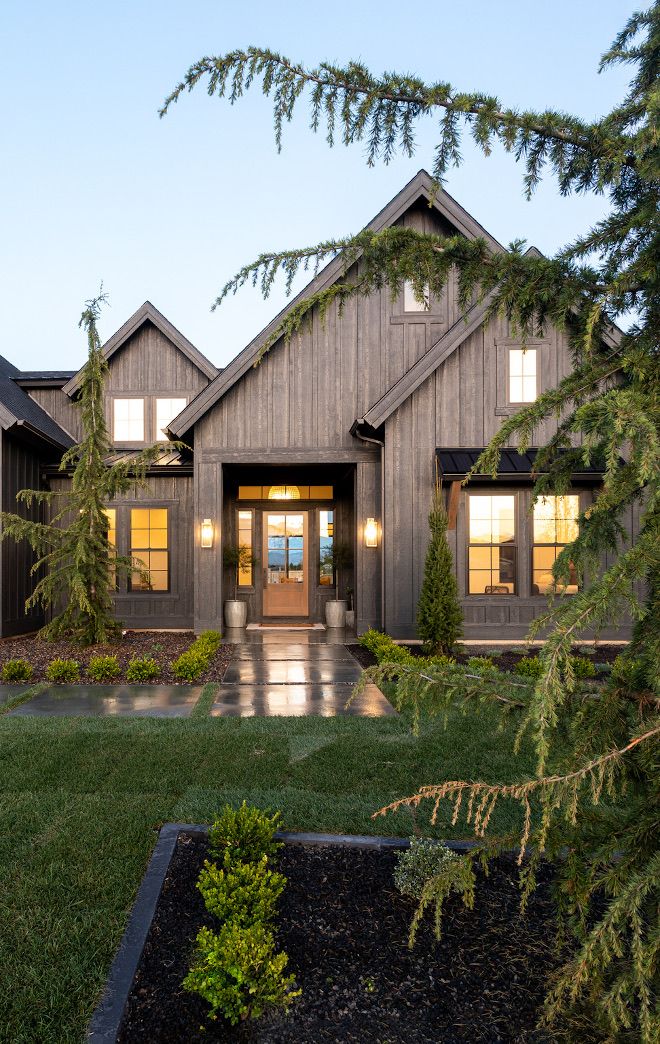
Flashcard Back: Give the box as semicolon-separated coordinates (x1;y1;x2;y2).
213;627;395;717
5;685;203;718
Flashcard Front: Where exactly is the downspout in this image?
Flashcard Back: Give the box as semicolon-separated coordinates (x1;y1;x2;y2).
353;422;385;632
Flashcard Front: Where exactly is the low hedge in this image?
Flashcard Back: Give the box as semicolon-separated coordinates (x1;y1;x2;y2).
1;658;33;683
172;630;222;681
358;629;454;670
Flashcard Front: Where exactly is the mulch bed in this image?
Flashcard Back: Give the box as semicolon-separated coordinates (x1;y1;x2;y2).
0;631;233;685
348;643;623;673
118;834;562;1043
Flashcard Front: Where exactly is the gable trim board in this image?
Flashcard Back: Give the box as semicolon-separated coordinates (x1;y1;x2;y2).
62;300;219;397
168;169;506;438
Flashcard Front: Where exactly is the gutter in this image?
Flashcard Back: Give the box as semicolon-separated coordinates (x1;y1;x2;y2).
351;419;386;632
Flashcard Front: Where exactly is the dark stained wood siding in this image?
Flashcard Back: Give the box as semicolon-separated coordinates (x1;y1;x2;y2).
1;434;46;635
27;387;82;442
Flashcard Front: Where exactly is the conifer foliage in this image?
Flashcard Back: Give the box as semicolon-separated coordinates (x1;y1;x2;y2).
416;492;462;656
0;294;174;645
162;9;660;1037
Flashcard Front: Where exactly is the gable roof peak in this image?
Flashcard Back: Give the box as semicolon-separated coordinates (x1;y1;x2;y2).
62;299;219;396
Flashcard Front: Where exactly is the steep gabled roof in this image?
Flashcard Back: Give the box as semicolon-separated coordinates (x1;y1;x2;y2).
0;355;74;449
62;300;219;397
169;169;505;438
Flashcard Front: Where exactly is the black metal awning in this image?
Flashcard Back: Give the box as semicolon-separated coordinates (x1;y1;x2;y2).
436;447;606;482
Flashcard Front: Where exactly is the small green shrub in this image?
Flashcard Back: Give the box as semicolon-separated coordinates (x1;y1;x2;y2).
209;801;282;865
183;923;300;1024
514;655;544;679
1;658;33;683
125;656;160;682
393;837;460;899
196;629;222;650
465;655;499;676
358;629;416;666
198;853;286;928
45;658;80;683
172;649;207;681
88;654;120;682
569;655;597;679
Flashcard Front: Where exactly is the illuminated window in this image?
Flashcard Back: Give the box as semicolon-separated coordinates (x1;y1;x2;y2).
532;495;580;594
237;510;253;586
468;495;516;594
103;508;117;589
156;398;187;439
130;508;168;591
237;485;333;500
509;349;537;403
319;510;334;585
113;398;144;442
403;280;430;312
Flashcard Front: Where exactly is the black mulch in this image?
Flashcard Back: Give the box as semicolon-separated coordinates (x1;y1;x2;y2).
347;643;623;674
0;631;233;684
118;835;563;1043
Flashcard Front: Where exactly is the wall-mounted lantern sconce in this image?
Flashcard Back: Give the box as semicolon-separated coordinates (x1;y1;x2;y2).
364;517;378;548
200;518;214;549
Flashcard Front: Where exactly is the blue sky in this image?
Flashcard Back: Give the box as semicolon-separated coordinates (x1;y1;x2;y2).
2;0;636;371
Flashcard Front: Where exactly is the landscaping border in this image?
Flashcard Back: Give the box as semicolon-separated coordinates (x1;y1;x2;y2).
87;823;478;1043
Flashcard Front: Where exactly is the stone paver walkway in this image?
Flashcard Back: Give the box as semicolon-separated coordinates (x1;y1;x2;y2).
5;685;202;718
213;627;395;717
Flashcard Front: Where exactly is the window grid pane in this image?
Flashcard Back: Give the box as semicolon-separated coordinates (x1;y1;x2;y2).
130;508;169;591
508;348;537;403
532;495;579;594
319;509;334;585
113;398;144;441
468;494;516;594
403;280;430;312
156;398;187;439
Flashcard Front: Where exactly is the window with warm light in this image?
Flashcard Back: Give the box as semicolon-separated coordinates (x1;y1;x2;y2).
468;494;516;594
130;508;169;591
319;510;334;585
156;398;187;439
532;495;580;594
403;280;430;312
113;398;145;442
237;485;333;501
237;510;253;586
103;507;117;589
509;348;537;403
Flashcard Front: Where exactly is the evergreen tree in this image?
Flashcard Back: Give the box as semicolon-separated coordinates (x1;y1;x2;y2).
0;293;176;645
417;491;462;656
161;8;659;1037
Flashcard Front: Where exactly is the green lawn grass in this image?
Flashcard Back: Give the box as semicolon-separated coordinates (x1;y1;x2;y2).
0;697;536;1043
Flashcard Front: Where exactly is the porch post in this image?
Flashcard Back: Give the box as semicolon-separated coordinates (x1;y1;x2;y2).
194;455;223;633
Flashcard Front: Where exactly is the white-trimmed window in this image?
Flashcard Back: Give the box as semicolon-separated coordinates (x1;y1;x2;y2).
130;508;169;591
237;510;253;587
532;495;580;594
403;280;430;312
113;398;144;442
155;398;187;439
509;348;537;403
468;494;516;594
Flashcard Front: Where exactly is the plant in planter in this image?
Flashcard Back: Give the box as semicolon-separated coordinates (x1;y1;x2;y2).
321;542;353;628
223;544;259;628
345;586;355;630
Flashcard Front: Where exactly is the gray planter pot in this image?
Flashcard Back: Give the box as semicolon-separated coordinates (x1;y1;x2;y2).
325;599;347;628
224;600;247;629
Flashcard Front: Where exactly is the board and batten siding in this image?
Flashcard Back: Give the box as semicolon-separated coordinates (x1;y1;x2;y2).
0;435;46;636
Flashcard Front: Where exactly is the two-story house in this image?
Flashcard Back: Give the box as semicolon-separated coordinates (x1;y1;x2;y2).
0;170;633;640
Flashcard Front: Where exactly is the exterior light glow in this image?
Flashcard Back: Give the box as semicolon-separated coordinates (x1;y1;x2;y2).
200;518;214;548
267;485;301;500
364;518;378;547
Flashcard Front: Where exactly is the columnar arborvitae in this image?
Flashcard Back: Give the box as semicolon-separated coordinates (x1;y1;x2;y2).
161;9;659;1038
0;294;175;645
417;492;462;656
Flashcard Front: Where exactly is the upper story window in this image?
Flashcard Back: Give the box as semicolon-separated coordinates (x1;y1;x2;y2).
532;494;580;594
468;494;516;594
509;348;537;403
156;398;187;439
113;398;144;442
403;280;430;312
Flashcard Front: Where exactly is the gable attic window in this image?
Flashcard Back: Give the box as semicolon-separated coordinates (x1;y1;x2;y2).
156;398;187;440
403;280;430;312
509;348;537;403
113;398;144;442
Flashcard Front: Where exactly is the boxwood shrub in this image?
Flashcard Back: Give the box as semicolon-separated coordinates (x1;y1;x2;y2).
172;630;222;681
45;658;80;683
1;658;34;683
126;656;160;682
88;654;121;682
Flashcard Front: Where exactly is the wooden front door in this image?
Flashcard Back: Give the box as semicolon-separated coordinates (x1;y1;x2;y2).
262;511;308;617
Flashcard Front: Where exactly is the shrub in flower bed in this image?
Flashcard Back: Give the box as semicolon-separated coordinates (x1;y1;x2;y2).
88;654;121;682
394;837;460;899
126;656;160;682
1;658;33;683
46;658;80;683
359;629;455;670
172;630;222;681
184;802;299;1026
515;654;597;681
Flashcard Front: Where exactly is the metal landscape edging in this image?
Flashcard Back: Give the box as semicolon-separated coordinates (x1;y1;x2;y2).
86;823;478;1043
